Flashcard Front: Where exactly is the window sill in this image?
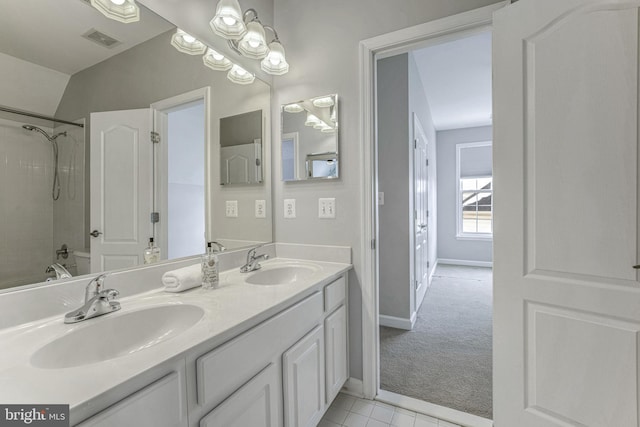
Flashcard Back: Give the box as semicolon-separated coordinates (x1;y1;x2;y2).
456;234;493;241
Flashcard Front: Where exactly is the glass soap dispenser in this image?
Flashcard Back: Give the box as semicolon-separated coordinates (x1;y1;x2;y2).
143;237;160;264
202;242;219;289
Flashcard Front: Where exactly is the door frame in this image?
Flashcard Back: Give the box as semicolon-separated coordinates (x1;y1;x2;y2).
358;0;506;419
150;87;211;258
413;113;429;313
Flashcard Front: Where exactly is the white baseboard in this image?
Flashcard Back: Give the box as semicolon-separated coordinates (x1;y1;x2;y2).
438;258;493;268
379;313;416;330
377;389;493;427
341;377;364;398
429;259;438;282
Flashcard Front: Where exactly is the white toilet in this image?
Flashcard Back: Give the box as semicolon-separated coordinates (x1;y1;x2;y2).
74;249;91;275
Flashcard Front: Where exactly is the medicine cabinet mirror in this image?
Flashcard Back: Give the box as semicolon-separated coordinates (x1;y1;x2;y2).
281;94;339;181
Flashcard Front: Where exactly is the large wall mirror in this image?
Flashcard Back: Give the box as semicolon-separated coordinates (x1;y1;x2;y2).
0;0;272;291
281;94;339;181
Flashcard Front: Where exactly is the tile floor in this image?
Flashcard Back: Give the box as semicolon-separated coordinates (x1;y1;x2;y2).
320;393;461;427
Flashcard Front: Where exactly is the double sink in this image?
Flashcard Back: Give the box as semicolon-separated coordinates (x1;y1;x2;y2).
29;260;320;370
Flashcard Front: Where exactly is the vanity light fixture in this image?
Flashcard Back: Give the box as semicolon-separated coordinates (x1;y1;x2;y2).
90;0;139;23
171;29;207;55
203;48;233;71
210;0;246;39
305;113;321;127
210;3;289;75
312;96;335;108
227;64;255;85
284;103;304;113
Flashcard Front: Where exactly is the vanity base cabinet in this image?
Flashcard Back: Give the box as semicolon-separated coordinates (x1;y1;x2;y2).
283;326;326;427
199;363;281;427
325;304;348;403
76;367;187;427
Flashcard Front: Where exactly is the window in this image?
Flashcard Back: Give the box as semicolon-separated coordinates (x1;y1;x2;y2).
456;142;492;239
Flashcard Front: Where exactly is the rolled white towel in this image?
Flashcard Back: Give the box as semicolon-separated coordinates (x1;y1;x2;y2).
162;264;202;292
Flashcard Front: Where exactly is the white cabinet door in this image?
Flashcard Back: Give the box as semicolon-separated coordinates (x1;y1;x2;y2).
199;363;281;427
325;305;348;404
76;371;186;427
90;109;152;273
283;326;325;427
493;1;640;426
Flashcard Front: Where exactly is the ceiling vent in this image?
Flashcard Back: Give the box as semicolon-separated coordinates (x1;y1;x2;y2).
82;28;122;49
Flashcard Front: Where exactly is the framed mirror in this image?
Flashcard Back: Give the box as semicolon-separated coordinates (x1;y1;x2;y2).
0;0;272;291
281;94;339;181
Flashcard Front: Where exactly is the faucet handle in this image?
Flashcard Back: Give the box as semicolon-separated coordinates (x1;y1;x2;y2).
98;289;119;301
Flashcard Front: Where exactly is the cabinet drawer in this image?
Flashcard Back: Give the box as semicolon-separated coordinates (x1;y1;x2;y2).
324;276;346;313
76;371;186;427
196;291;323;407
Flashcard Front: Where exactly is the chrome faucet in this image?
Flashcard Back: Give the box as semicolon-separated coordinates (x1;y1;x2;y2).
210;241;226;252
46;263;72;279
240;245;269;273
64;274;121;324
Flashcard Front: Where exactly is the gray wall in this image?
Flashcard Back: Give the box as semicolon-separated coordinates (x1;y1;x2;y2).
377;53;438;322
272;0;503;380
378;54;411;320
436;126;493;263
55;30;272;250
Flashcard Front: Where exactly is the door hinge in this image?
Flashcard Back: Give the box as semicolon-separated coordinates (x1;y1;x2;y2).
150;131;160;144
427;261;430;268
426;159;429;166
371;239;376;250
427;210;430;218
415;280;418;290
414;210;417;220
414;139;417;149
150;212;159;223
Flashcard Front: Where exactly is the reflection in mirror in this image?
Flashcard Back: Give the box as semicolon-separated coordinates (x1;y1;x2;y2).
281;94;339;181
0;0;271;291
220;110;263;185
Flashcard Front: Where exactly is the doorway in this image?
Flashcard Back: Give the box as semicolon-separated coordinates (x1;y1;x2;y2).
359;3;505;427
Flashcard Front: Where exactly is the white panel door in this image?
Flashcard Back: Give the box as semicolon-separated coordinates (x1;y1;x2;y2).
283;326;325;427
493;1;640;426
90;109;151;273
414;114;429;312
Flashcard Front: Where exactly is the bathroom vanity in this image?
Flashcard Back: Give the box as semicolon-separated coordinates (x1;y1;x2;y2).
0;252;351;427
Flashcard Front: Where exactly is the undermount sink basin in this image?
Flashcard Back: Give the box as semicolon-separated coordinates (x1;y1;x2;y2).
245;265;317;285
31;304;204;369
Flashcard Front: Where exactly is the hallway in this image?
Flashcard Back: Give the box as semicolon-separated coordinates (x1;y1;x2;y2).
379;265;492;419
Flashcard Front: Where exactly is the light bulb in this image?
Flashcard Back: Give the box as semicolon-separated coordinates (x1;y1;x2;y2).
212;52;224;60
182;34;196;43
222;16;236;26
269;55;281;65
236;68;247;76
249;39;260;48
110;0;125;5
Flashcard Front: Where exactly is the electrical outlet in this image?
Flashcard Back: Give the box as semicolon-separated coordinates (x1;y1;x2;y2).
225;200;238;217
319;198;336;219
284;199;296;218
255;200;266;218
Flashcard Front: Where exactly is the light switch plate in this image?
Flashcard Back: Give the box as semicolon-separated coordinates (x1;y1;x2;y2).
284;199;296;218
319;198;336;219
225;200;238;217
255;200;266;218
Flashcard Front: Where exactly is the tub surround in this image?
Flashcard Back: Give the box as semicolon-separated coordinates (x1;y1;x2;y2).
0;243;351;425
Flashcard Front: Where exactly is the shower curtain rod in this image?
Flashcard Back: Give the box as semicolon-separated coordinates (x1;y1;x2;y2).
0;105;84;128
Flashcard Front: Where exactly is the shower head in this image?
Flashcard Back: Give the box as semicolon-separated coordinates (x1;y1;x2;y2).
22;124;66;141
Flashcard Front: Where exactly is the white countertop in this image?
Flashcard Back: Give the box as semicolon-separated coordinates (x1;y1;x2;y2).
0;258;351;412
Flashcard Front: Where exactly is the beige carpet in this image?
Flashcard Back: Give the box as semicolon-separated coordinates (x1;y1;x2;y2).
379;264;493;419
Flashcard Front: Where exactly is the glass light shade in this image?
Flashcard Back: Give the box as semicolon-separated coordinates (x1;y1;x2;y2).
330;105;337;123
284;103;304;113
203;49;232;71
261;41;289;75
321;126;336;133
238;21;268;59
305;113;321;127
312;96;335;108
210;0;246;40
90;0;139;23
313;121;328;130
227;64;255;85
171;29;207;55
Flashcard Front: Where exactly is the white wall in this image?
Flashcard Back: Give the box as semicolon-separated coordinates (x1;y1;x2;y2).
272;0;503;379
436;125;493;263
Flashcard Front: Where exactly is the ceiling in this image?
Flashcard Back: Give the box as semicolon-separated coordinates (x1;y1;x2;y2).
412;31;492;131
0;0;174;76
